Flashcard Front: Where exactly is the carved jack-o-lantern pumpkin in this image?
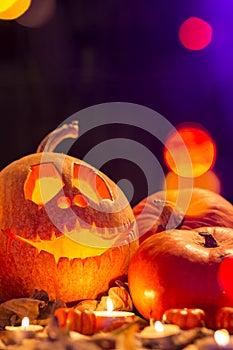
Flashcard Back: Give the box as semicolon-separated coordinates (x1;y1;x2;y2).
0;122;138;302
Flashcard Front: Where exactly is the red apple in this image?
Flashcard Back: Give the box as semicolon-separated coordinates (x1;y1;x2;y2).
128;227;233;328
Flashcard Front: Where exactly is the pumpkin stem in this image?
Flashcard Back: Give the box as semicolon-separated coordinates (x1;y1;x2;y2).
153;199;184;230
199;232;219;248
36;121;79;153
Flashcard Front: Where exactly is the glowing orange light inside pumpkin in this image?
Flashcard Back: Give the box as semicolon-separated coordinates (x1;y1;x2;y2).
16;233;108;262
164;170;221;194
73;163;114;204
164;125;216;178
214;329;230;346
24;163;64;206
57;196;71;209
73;194;88;207
0;0;31;20
179;17;213;50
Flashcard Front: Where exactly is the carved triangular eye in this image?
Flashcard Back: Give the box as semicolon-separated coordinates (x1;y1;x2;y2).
24;163;64;206
73;163;115;204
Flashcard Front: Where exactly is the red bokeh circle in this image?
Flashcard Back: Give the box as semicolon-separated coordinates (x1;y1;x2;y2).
179;17;213;50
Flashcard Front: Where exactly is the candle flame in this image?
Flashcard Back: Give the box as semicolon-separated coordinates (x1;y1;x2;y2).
154;321;164;332
107;297;114;316
214;329;230;346
21;317;30;330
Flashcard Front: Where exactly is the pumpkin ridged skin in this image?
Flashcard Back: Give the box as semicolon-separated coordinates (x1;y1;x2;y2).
133;199;183;244
55;308;97;335
0;152;138;302
54;308;69;328
128;227;233;328
162;308;206;330
215;307;233;333
133;188;233;242
66;309;96;335
0;231;136;302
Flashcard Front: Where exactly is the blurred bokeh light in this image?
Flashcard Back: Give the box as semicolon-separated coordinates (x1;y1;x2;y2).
164;170;221;194
0;0;31;20
218;256;233;300
164;123;216;178
16;0;56;28
178;17;213;50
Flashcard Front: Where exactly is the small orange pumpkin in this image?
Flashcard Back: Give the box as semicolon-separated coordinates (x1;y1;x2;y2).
67;309;96;335
54;308;70;329
54;307;96;335
0;122;138;302
162;308;206;330
215;307;233;333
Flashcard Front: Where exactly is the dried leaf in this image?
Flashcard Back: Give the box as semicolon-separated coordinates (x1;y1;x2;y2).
38;299;66;320
30;289;49;303
115;280;130;294
109;287;133;311
116;319;146;350
46;315;64;341
97;286;133;311
0;298;44;329
75;300;98;312
96;296;108;311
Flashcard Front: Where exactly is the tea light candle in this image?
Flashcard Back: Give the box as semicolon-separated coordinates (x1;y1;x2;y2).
93;297;135;331
5;316;43;342
136;320;180;349
196;329;233;350
140;320;180;338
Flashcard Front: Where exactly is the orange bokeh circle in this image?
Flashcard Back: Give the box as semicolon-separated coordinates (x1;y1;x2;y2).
164;170;221;194
0;0;31;20
164;124;216;178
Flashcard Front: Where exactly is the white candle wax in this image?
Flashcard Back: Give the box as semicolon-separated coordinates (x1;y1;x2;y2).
93;297;135;331
93;310;135;331
5;324;43;332
5;317;43;342
136;321;180;349
140;323;180;339
196;331;233;350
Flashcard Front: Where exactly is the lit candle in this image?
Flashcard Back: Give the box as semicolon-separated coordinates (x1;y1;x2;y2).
5;316;43;342
136;320;180;349
215;329;230;347
22;316;30;330
93;297;135;331
196;329;233;350
141;320;180;338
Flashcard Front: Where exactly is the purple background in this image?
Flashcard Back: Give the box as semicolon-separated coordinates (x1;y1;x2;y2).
1;0;233;206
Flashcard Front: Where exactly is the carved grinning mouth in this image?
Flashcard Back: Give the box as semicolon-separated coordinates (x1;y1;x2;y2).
4;221;137;263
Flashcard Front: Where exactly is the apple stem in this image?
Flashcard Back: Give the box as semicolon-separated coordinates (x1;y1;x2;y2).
199;232;219;248
36;121;79;153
